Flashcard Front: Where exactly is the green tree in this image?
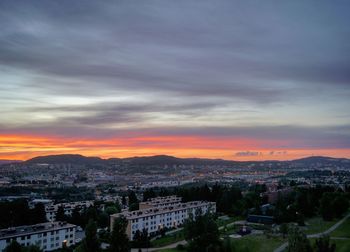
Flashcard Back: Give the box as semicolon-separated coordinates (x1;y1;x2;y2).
332;195;349;218
109;217;129;252
22;245;42;252
128;191;138;206
133;228;150;249
79;219;100;252
320;194;334;221
55;205;67;222
70;206;83;227
287;226;312;252
4;241;22;252
105;206;118;215
184;212;221;252
314;235;336;252
143;189;156;201
280;223;289;238
31;203;47;224
121;195;127;206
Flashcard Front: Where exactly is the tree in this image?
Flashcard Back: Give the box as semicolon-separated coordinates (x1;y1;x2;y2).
79;219;100;252
4;241;22;252
287;226;312;252
314;235;336;252
70;206;83;227
320;193;335;221
55;205;67;222
143;189;156;201
121;195;127;206
22;245;43;252
109;217;129;252
332;195;349;218
133;228;150;249
280;223;289;238
184;212;221;252
105;206;118;215
128;191;138;206
31;203;47;224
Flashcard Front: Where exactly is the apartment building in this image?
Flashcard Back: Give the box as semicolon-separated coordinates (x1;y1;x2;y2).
0;222;76;252
45;201;94;222
139;196;182;210
110;196;216;240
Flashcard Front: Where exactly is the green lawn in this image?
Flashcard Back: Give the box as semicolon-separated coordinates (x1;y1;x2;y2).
155;249;183;252
151;230;185;247
330;239;350;252
216;216;241;227
230;235;285;252
330;218;350;238
309;238;350;252
304;217;338;235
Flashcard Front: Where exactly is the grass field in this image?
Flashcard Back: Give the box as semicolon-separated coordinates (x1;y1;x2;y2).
216;215;241;227
304;217;338;235
330;218;350;238
151;230;185;247
155;249;183;252
229;235;285;252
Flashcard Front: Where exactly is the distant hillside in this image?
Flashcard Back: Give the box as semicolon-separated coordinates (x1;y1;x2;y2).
24;154;350;169
25;154;104;165
293;156;350;163
0;159;22;165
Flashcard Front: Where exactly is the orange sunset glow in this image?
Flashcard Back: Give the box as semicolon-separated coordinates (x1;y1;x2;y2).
1;134;349;161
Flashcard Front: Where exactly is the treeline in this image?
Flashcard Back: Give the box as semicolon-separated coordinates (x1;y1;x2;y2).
55;201;121;229
0;199;121;230
143;184;267;216
0;200;46;228
274;186;349;223
143;183;350;223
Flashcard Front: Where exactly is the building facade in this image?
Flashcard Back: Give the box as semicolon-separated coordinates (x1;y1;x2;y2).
110;196;216;240
0;222;76;252
45;201;94;222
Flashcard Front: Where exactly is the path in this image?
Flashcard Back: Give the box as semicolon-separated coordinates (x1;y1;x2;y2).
131;219;243;252
274;213;350;252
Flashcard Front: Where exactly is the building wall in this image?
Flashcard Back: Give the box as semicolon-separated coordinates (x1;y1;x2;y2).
0;226;75;252
111;201;216;240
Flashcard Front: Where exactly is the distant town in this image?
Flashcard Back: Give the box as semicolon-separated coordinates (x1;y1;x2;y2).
0;154;349;251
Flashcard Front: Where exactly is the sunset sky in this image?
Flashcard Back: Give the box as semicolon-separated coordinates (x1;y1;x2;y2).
0;1;350;161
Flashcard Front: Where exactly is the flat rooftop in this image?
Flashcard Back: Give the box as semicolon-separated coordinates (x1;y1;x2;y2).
0;222;76;240
113;201;215;220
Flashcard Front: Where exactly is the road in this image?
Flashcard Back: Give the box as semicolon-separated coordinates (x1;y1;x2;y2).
274;213;350;252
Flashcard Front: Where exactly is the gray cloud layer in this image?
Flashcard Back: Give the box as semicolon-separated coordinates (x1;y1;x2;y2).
0;0;350;150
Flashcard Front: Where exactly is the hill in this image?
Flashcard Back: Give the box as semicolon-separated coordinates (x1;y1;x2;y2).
23;154;350;168
25;154;104;165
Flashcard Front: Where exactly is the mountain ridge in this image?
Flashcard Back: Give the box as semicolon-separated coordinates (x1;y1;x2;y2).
22;154;350;166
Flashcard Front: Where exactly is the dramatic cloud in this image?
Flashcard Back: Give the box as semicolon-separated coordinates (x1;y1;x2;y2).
0;0;349;160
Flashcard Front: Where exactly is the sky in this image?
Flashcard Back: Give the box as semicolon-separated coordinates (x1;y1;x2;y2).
0;0;350;161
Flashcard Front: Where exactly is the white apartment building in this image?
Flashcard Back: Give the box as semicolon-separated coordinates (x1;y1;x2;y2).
110;196;216;240
0;222;76;252
139;196;182;209
45;201;94;222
